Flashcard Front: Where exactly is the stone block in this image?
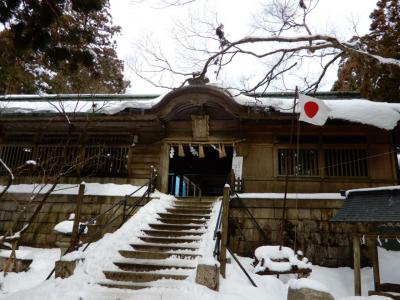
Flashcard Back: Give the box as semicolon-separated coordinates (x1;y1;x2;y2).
0;257;33;272
321;210;335;221
310;209;322;220
274;208;284;218
303;221;318;232
55;259;84;279
298;209;311;220
252;208;274;219
310;233;321;244
195;263;220;291
287;287;334;300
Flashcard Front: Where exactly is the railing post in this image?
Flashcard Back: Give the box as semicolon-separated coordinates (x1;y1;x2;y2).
149;165;154;194
230;169;236;193
71;183;85;250
122;197;127;224
220;184;230;278
353;234;361;296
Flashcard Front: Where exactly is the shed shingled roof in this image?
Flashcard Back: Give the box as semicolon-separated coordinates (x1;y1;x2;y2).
331;187;400;223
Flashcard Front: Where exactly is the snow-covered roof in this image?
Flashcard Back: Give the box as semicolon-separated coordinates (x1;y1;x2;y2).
236;94;400;130
1;89;400;130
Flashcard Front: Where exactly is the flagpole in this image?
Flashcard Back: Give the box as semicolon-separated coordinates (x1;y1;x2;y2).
279;86;299;250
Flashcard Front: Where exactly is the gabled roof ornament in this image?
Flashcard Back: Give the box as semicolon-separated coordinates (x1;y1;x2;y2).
188;72;210;85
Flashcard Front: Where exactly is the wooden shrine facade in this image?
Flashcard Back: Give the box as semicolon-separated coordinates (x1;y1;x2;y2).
0;85;398;193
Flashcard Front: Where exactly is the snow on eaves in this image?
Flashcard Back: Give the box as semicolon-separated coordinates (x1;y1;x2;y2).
1;92;400;130
236;94;400;130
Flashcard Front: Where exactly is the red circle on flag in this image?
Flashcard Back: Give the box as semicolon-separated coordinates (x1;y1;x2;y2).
304;101;319;118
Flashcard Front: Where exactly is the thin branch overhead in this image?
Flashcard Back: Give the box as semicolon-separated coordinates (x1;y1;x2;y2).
132;0;400;94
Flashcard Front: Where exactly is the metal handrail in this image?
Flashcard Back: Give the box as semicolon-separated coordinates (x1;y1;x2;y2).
82;181;150;228
213;199;223;258
213;185;258;288
231;192;269;242
78;174;157;252
227;247;257;287
46;168;158;280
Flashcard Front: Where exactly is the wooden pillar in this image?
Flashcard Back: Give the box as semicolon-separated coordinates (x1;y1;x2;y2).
70;183;85;250
353;235;362;296
159;143;170;193
368;237;381;291
220;184;230;278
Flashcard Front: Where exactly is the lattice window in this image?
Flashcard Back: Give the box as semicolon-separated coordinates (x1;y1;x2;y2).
0;144;128;177
81;146;128;177
278;149;319;176
324;149;368;177
0;146;33;172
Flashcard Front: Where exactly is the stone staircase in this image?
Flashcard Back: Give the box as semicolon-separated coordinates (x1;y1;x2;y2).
99;197;216;290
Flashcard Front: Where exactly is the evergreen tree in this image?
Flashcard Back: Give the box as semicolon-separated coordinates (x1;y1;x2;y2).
332;0;400;102
0;0;129;94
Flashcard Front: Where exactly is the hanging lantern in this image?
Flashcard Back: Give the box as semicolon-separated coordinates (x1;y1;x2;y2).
199;145;205;158
178;144;185;157
219;144;226;158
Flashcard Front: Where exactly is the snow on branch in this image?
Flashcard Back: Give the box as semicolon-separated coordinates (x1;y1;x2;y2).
0;158;14;181
133;0;400;94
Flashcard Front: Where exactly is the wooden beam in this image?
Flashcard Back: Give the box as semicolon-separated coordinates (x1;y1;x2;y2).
367;237;381;291
159;143;169;193
369;290;400;299
379;283;400;293
70;183;85;250
353;235;362;296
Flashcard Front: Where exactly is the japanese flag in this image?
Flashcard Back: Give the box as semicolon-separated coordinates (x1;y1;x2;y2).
298;94;331;126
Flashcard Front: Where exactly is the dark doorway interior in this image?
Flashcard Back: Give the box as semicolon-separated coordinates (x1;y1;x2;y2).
168;145;233;196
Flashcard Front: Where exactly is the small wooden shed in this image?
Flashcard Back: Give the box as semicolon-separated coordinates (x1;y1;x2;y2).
332;187;400;299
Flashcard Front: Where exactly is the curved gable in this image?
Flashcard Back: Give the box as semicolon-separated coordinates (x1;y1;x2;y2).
149;85;246;121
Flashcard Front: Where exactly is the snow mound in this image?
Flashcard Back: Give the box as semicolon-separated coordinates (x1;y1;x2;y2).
288;278;329;293
254;245;311;273
53;220;88;235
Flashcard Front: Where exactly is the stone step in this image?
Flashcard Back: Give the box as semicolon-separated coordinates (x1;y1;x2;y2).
119;250;199;260
103;270;188;282
176;197;217;202
149;223;205;231
113;261;195;272
142;230;204;237
156;218;207;225
99;281;151;290
174;200;214;206
130;243;198;252
138;236;201;244
157;213;210;220
166;208;211;215
173;205;212;210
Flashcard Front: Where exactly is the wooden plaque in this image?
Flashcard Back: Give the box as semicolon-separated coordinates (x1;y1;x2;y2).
191;115;209;141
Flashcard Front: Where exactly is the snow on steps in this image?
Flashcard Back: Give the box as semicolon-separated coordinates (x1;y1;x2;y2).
100;196;217;290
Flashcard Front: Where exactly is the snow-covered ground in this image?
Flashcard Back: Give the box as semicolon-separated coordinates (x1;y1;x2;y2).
0;193;398;300
0;183;150;197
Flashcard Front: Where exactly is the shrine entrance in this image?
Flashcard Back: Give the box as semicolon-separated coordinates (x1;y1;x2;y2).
168;144;233;196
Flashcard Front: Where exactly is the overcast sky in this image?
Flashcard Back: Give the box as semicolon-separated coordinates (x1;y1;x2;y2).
110;0;378;94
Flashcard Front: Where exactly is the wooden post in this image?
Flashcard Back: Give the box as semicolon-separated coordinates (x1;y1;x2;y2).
368;237;381;291
70;183;85;250
353;235;362;296
220;184;230;278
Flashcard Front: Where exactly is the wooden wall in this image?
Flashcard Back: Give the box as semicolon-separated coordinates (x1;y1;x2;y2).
238;127;397;193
